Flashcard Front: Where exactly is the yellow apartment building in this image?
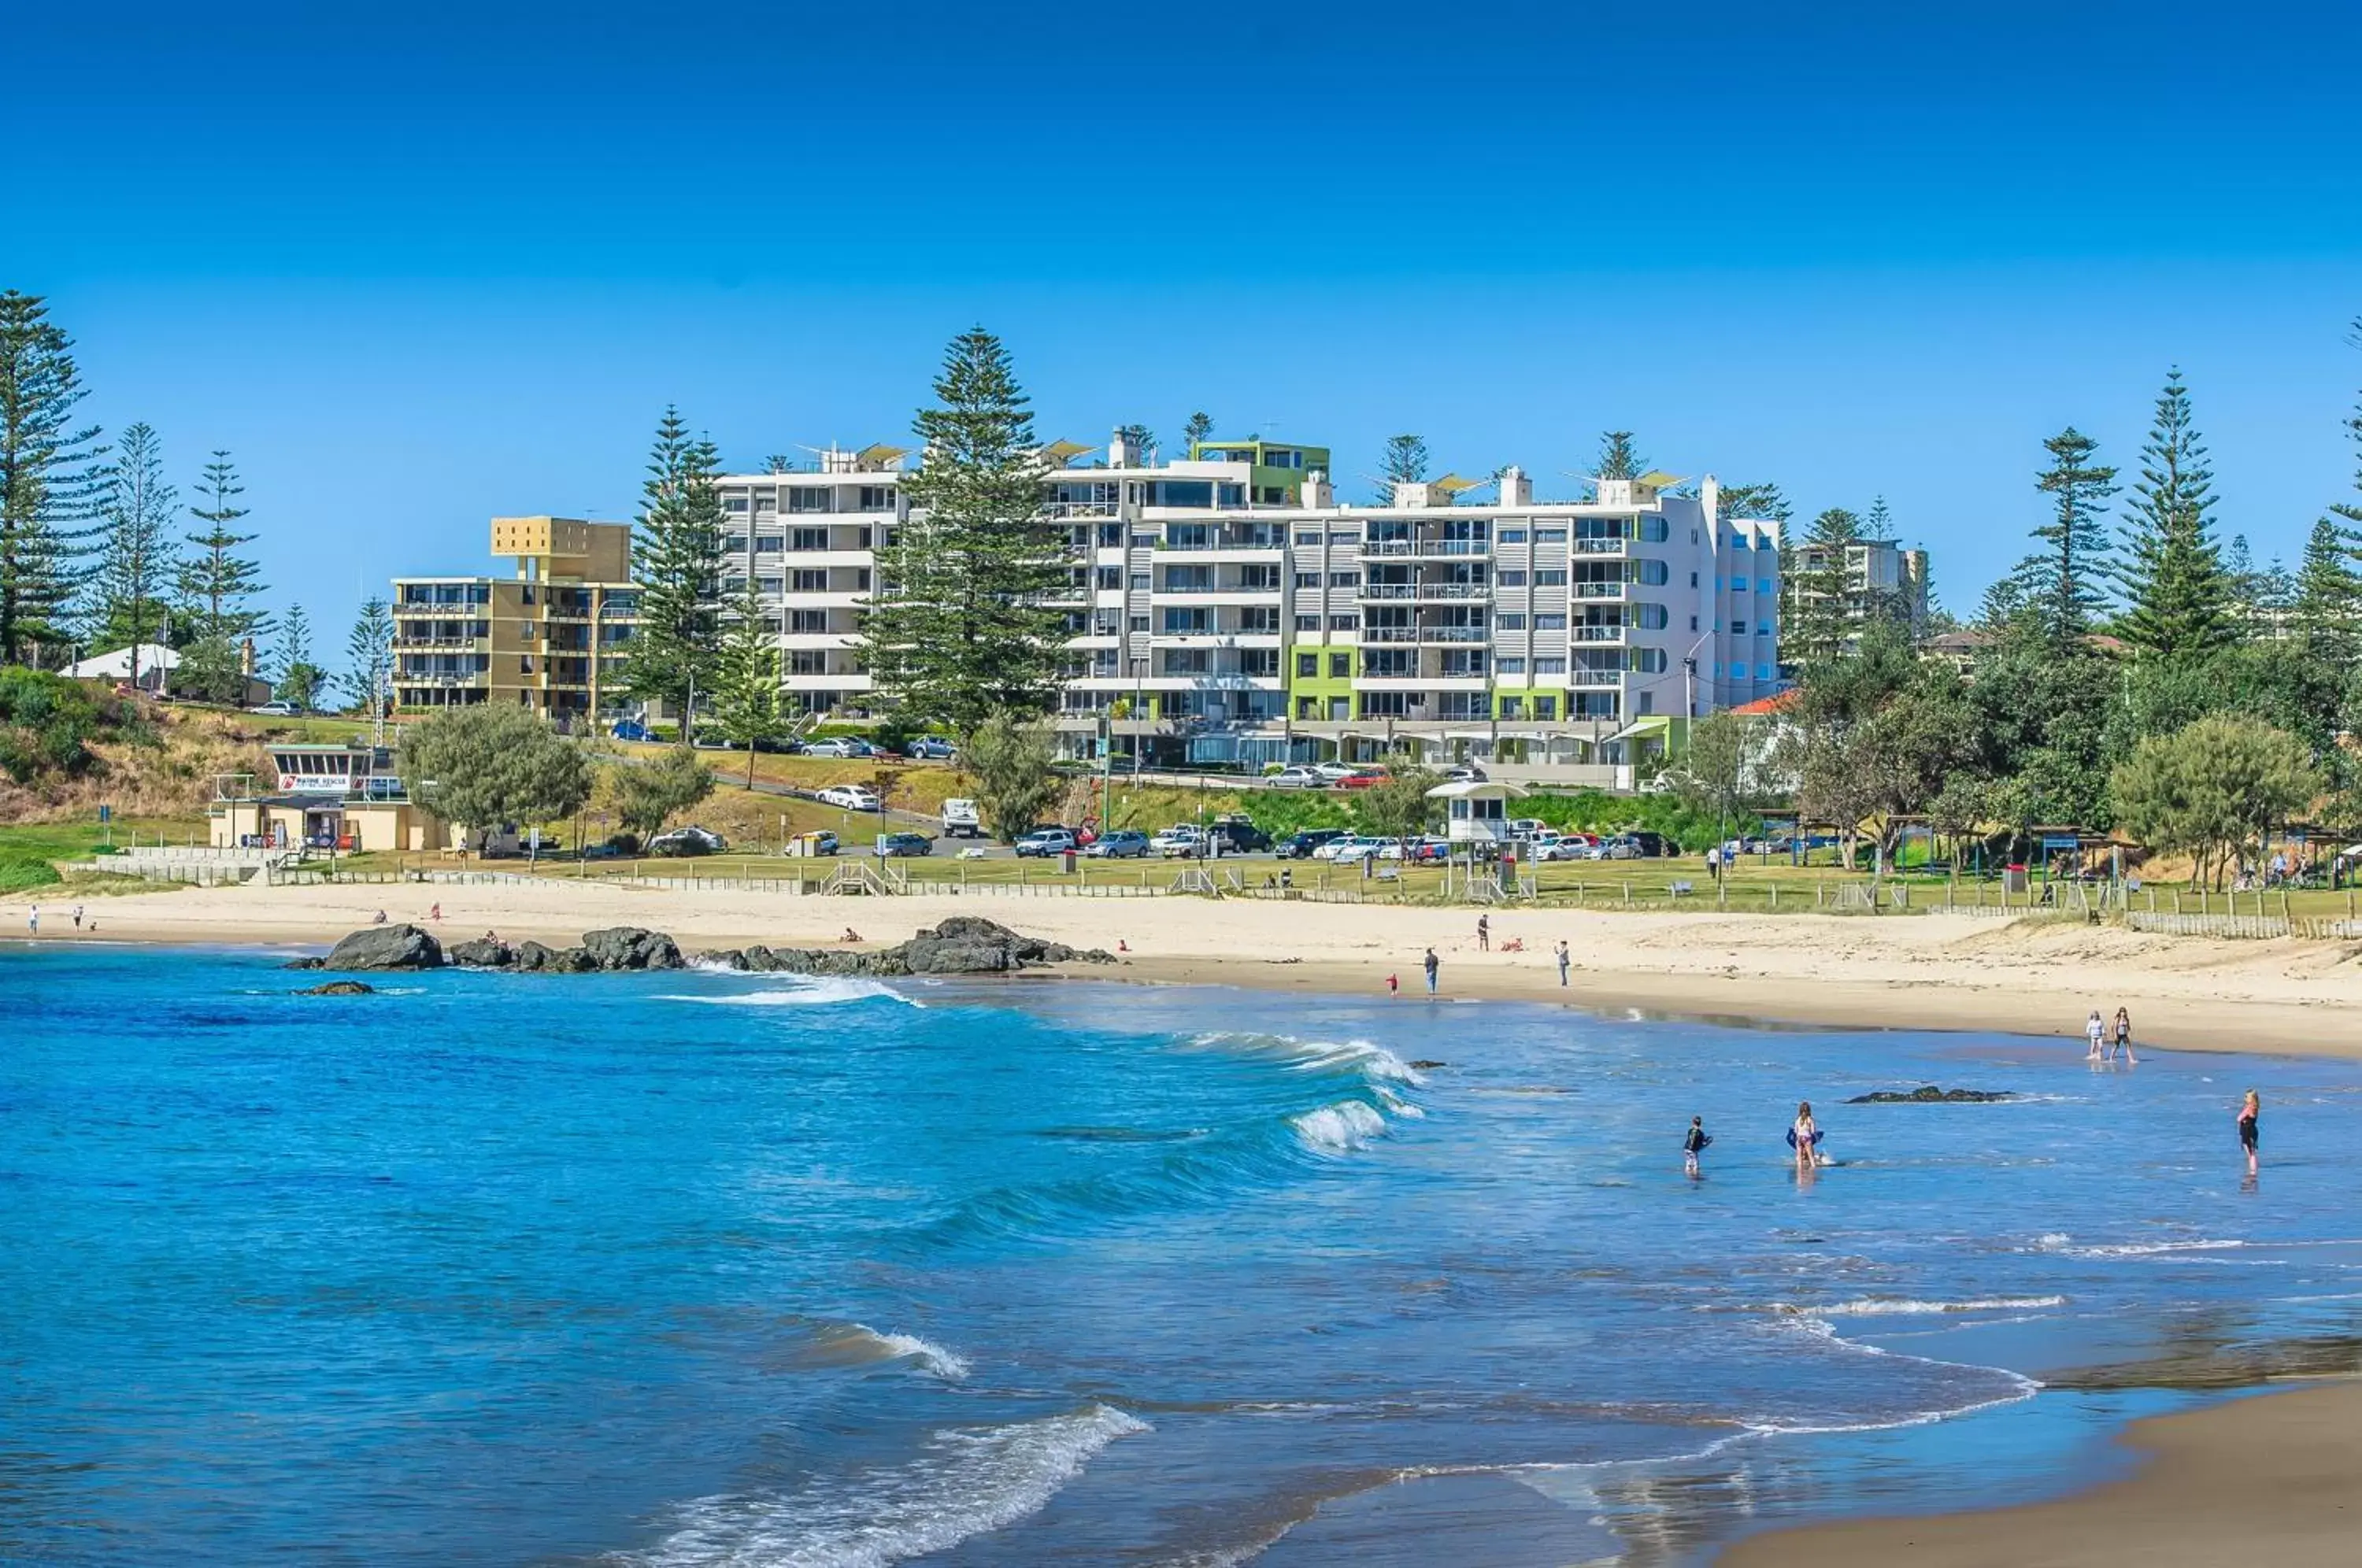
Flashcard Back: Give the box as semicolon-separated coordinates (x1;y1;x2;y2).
392;517;641;731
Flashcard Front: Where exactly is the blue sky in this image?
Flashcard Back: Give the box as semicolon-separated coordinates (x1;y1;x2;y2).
13;0;2362;653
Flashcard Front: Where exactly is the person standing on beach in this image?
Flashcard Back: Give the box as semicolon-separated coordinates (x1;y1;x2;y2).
72;905;83;931
1555;940;1571;986
26;904;37;936
2085;1010;2106;1061
1423;947;1439;996
1476;914;1490;952
1683;1115;1711;1176
1789;1101;1823;1170
2238;1089;2260;1175
2112;1007;2134;1064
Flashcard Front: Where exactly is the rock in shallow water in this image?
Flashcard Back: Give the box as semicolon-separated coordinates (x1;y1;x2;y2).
295;980;376;996
1846;1085;2015;1104
300;923;444;972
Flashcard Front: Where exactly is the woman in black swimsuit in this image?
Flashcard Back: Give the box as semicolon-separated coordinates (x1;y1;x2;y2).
2238;1089;2260;1175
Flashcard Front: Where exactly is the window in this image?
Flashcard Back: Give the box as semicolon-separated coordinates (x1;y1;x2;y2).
1257;486;1287;505
788;649;827;675
1329;613;1357;631
1129;573;1150;592
1129;615;1150;633
1498;696;1525;719
724;496;750;513
1637;560;1669;585
1690;571;1700;588
1295;571;1322;590
719;577;746;595
1760;577;1775;594
1165;649;1209;673
789;610;828;633
1636;605;1668;630
1095;566;1121;590
1498;569;1528;587
1240;649;1280;676
757;576;783;594
1295;613;1321;631
1534;614;1567;631
1536;527;1568;543
792;570;828;592
858;485;895;511
1329;571;1361;587
1328;653;1350;679
1495;656;1527;676
1534;656;1566;675
1732;619;1748;636
1535;695;1557;719
723;537;749;557
1534;569;1566;586
1327;531;1357;547
1640;517;1669;542
1498;527;1528;544
790;528;827;551
1240;607;1280;632
789;486;831;513
1297;696;1319;719
1297;653;1318;678
753;494;777;513
1162;608;1211;634
1758;663;1775;680
755;534;783;553
1294;529;1321;545
1498;612;1527;631
1690;615;1699;631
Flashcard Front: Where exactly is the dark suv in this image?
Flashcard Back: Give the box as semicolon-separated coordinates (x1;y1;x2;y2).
1278;828;1346;860
1631;830;1679;858
1209;819;1272;853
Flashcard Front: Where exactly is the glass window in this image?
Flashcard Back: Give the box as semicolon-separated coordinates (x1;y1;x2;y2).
1498;527;1528;544
1495;656;1527;675
1295;571;1321;589
1294;530;1320;545
1535;527;1568;543
1129;614;1150;633
1534;569;1566;586
1535;656;1566;675
1327;531;1357;546
1498;569;1528;587
1129;573;1150;592
1535;614;1567;631
1758;663;1774;679
1328;653;1349;679
724;497;749;512
1294;613;1320;631
1497;612;1527;631
1330;570;1361;588
1296;653;1318;678
1328;613;1357;631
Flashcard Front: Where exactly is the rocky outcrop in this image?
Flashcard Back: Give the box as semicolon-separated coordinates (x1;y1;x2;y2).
296;980;376;996
580;926;683;971
715;919;1113;978
513;940;595;974
447;938;515;969
1846;1085;2015;1104
298;923;443;971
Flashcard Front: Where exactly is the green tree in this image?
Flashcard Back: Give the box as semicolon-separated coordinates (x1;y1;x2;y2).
1114;422;1156;460
622;407;726;742
2112;369;2234;662
2291;516;2361;670
179;450;268;642
961;710;1061;842
402;703;595;842
1357;767;1442;841
709;579;783;786
1595;430;1645;483
342;596;394;715
1376;433;1427;501
0;290;110;665
861;329;1068;734
2329;314;2362;542
1670;710;1754;838
609;745;715;842
173;633;246;704
87;420;179;688
2021;427;2119;645
1780;507;1863;668
2109;714;2321;889
1718;482;1792;524
764;453;792;475
270;604;327;711
1181;412;1213;454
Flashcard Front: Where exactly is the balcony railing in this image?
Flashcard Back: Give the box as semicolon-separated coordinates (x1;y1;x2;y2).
1418;627;1489;644
393;636;482;649
1568;669;1625;687
1361;538;1489;557
1573;537;1631;554
1573;625;1627;642
1574;581;1628;599
1357;582;1491;601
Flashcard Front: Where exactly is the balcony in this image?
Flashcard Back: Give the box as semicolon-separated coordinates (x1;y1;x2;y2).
1574;581;1628;600
1573;538;1631;555
1568;669;1625;688
1361;581;1492;602
393;635;483;649
1572;625;1627;643
1417;627;1489;644
1361;538;1489;558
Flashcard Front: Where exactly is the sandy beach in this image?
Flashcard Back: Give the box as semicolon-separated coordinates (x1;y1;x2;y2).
10;878;2361;1056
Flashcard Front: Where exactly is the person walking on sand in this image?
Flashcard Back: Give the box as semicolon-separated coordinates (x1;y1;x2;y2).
1476;914;1490;952
2112;1006;2135;1065
2238;1089;2260;1175
1555;940;1571;986
1683;1115;1712;1177
428;902;443;923
71;905;83;931
1787;1100;1824;1170
2085;1010;2106;1061
1423;947;1439;996
26;904;37;937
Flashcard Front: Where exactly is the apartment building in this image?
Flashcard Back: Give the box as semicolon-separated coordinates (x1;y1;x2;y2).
391;517;640;730
719;432;1781;777
1784;535;1931;655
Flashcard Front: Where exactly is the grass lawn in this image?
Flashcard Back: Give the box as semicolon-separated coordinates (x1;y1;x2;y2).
0;815;211;893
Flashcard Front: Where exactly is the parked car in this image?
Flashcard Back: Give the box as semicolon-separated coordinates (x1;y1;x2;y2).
1084;830;1152;859
1332;769;1389;791
1440;764;1488;783
1152;825;1209;858
1208;815;1271;853
1327;835;1394;864
1631;830;1678;857
649;825;727;856
941;797;983;838
610;719;652;741
1589;835;1644;860
1278;828;1346;860
785;829;839;856
1311;762;1363;782
1014;827;1078;858
250;700;302;717
872;831;935;858
803;738;876;760
817;785;881;812
905;736;958;760
1267;765;1325;789
1536;834;1594;862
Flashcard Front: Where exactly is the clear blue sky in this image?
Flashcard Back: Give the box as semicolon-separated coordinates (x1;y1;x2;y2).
13;0;2362;651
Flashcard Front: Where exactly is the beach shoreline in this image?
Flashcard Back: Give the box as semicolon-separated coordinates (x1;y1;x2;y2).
9;879;2361;1059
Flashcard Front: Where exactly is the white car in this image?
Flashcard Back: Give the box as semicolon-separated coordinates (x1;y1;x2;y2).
802;738;868;759
1315;834;1386;863
1266;765;1325;789
817;785;881;812
1537;834;1594;862
1151;826;1207;857
249;700;302;717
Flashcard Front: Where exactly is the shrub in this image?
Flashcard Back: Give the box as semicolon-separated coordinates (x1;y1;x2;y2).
0;671;143;785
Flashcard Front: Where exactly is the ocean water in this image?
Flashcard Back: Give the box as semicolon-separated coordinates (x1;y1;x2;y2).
6;942;2362;1566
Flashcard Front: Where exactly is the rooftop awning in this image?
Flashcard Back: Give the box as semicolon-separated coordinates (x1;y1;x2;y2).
855;442;909;469
1636;470;1686;490
1604;716;1671;744
1424;779;1531;801
1039;438;1095;465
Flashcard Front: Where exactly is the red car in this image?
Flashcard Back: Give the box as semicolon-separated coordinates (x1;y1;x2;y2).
1332;769;1390;791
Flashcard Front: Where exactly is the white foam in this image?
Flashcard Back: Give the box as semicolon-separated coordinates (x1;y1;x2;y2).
1794;1295;2067;1318
2071;1238;2244;1259
659;978;918;1008
1290;1100;1390;1153
619;1404;1146;1567
858;1328;972;1382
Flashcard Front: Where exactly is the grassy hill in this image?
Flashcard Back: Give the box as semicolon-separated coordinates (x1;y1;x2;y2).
0;674;272;826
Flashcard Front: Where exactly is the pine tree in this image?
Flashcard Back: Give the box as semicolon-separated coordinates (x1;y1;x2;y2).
2112;370;2233;662
1114;422;1156;460
764;454;792;475
270;603;324;710
2293;517;2361;671
710;579;783;786
89;420;178;687
0;290;110;664
2025;427;2119;644
1595;431;1646;483
180;450;268;641
2331;314;2362;543
1780;507;1862;667
1376;434;1427;501
342;596;395;715
1181;412;1213;455
861;327;1068;734
1718;482;1793;524
623;407;727;743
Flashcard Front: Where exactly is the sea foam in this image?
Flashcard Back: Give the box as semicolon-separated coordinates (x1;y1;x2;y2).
1291;1100;1390;1153
618;1404;1146;1568
659;978;918;1008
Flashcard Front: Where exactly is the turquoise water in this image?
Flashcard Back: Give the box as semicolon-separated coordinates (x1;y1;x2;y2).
6;943;2362;1565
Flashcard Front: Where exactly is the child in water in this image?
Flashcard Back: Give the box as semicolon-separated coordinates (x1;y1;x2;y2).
1683;1115;1711;1176
2238;1089;2260;1176
1787;1100;1826;1168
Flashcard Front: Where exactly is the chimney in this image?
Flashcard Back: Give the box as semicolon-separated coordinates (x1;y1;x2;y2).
1303;468;1335;508
1392;479;1434;509
1499;464;1532;505
1109;426;1142;468
239;637;257;675
1701;474;1721;527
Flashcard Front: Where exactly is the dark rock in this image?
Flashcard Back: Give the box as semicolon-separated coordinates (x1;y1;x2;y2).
296;980;375;996
901;935;1012;975
1410;1060;1448;1071
449;938;516;969
317;923;443;971
926;915;1021;945
579;926;683;971
1846;1085;2015;1104
514;940;594;974
285;956;325;971
691;949;750;971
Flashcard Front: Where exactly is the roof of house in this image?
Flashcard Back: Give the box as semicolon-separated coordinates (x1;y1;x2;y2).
1726;691;1800;717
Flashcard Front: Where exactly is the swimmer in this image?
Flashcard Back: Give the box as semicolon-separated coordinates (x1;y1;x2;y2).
2238;1089;2260;1176
1683;1115;1712;1177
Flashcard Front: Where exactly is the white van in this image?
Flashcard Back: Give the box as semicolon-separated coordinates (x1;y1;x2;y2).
942;797;982;838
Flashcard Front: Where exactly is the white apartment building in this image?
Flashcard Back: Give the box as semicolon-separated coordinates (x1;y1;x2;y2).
711;435;1784;780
